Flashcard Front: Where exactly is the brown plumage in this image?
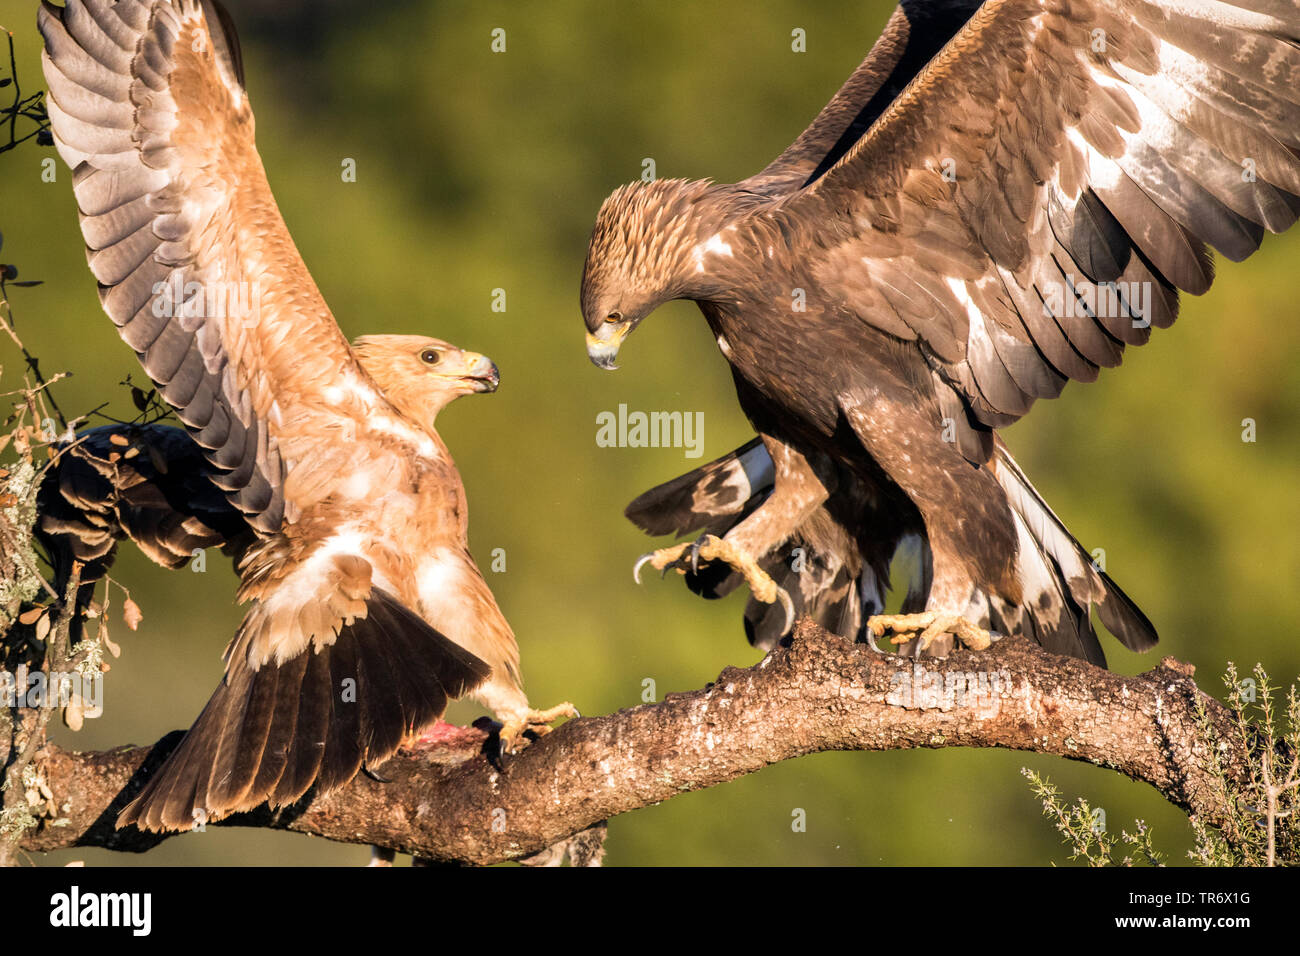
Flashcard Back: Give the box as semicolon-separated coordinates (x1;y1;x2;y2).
37;423;253;586
584;0;1300;664
40;0;573;832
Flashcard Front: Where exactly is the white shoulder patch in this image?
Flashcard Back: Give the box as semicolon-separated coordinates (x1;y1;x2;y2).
692;233;735;272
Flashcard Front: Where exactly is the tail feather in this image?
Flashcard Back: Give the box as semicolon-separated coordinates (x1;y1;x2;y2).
274;646;331;806
993;441;1157;659
1003;506;1105;665
206;643;280;811
318;625;364;792
117;589;489;831
1095;569;1159;654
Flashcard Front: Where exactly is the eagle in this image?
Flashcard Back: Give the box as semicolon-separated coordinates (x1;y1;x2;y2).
39;0;575;832
581;0;1300;664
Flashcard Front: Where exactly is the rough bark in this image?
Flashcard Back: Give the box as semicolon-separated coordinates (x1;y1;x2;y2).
14;620;1246;865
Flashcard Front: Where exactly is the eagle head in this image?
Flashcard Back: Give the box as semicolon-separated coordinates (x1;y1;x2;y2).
351;334;499;423
580;178;722;369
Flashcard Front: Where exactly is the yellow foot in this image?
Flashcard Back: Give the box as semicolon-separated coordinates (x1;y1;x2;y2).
867;612;993;654
497;702;581;755
633;534;794;632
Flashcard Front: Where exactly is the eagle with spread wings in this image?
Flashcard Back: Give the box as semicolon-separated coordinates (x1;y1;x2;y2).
39;0;574;832
582;0;1300;664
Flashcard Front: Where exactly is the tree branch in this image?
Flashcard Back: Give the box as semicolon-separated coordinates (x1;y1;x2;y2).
15;621;1247;865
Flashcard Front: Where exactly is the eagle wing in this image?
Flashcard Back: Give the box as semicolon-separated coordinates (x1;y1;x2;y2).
775;0;1300;444
36;423;250;583
39;0;398;532
741;0;982;196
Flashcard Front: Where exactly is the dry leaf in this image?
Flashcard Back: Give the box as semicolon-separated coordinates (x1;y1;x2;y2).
103;631;122;658
122;597;143;631
109;433;129;446
34;610;51;642
63;695;84;732
18;606;45;625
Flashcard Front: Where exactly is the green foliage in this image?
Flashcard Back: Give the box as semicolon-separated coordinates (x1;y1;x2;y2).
1188;664;1300;866
1023;769;1166;867
1027;665;1299;867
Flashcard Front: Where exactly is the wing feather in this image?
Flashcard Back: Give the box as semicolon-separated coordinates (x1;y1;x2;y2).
776;0;1300;437
742;1;984;195
39;0;401;534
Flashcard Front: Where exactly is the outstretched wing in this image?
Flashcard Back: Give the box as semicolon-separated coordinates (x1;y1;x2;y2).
741;0;982;196
36;423;250;587
776;0;1300;445
39;0;400;533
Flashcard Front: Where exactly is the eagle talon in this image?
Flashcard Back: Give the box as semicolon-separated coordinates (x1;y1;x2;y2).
636;534;792;632
774;586;795;636
495;702;580;755
867;612;993;654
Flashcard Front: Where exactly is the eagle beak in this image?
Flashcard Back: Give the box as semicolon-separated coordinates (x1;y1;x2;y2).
586;325;629;370
464;353;500;392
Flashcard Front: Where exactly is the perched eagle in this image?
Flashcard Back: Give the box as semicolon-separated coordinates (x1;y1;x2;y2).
39;0;574;832
582;0;1300;664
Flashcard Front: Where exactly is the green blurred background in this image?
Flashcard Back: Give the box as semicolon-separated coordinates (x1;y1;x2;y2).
1;0;1297;866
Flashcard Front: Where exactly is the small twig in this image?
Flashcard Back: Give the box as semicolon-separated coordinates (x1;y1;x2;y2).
0;520;59;603
0;29;50;157
0;290;68;432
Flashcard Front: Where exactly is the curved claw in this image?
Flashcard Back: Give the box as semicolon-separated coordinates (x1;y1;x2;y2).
633;552;656;585
863;626;883;654
774;585;795;636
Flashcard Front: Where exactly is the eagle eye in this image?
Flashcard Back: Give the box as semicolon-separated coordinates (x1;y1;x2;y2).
419;348;442;365
605;311;623;324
